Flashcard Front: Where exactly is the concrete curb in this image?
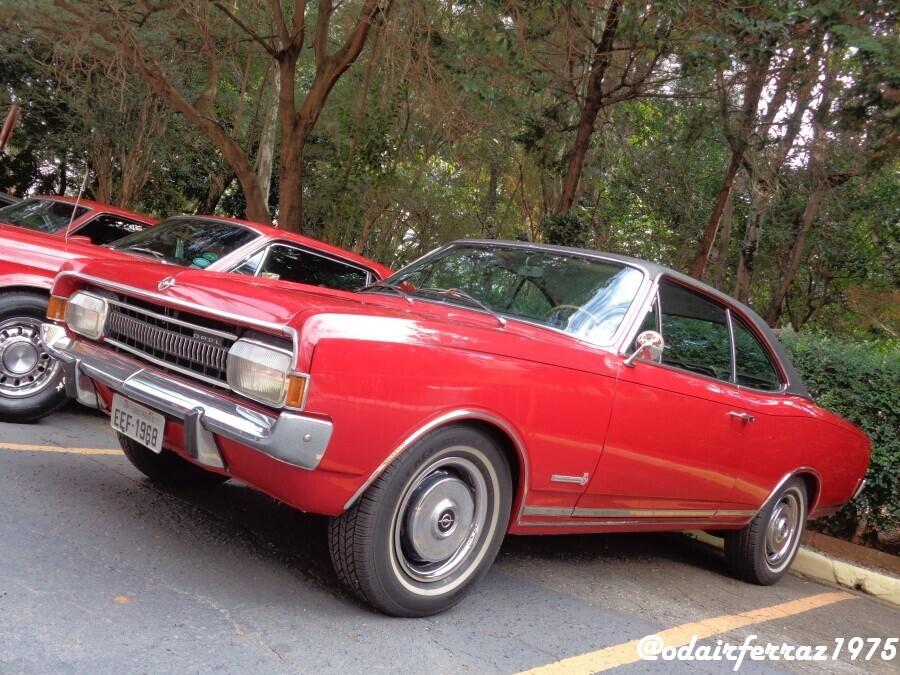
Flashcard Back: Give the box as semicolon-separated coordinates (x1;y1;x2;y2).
686;531;900;607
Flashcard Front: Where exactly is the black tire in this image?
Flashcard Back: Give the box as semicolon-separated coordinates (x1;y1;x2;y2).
328;424;512;617
0;292;68;423
118;433;229;489
725;478;807;585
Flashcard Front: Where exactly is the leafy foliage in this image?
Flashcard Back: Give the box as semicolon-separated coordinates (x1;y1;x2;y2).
783;332;899;549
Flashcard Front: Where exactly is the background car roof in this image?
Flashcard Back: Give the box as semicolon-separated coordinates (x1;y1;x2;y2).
185;213;393;280
35;195;157;225
455;239;810;399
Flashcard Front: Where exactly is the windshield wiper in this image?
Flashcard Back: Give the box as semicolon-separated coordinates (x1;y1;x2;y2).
121;246;174;265
418;287;507;328
359;280;414;304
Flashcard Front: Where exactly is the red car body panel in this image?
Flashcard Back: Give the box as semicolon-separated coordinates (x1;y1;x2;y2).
47;241;871;537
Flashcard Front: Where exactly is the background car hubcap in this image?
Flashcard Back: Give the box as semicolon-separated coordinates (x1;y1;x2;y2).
0;318;60;398
765;492;800;568
395;455;488;584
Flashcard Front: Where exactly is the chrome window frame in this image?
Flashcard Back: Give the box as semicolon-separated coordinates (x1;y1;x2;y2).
619;273;789;395
225;238;374;288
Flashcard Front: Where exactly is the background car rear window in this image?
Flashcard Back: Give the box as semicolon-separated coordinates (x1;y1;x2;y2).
0;198;89;233
256;244;369;291
658;281;733;382
77;215;148;245
732;315;782;391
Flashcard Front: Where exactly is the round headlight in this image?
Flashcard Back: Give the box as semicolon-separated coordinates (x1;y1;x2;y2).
65;291;109;340
227;339;294;407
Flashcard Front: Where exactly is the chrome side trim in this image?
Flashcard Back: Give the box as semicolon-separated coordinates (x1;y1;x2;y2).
518;519;715;529
573;507;718;518
851;478;867;501
522;506;572;517
343;409;530;518
55;271;299;355
521;505;755;520
550;473;589;486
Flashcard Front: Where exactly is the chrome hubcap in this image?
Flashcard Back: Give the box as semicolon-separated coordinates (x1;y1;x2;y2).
0;318;60;398
394;454;488;584
765;491;801;569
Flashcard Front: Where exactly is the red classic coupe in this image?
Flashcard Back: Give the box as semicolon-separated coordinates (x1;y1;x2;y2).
0;211;389;422
41;240;870;617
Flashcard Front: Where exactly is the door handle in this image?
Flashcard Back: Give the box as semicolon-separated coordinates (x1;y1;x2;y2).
728;411;755;423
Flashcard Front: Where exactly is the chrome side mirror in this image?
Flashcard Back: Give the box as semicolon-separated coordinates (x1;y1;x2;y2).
623;330;664;367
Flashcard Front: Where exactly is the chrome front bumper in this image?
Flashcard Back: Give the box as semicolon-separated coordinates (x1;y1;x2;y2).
41;323;332;471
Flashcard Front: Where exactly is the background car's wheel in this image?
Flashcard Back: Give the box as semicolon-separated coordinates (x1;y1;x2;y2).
0;292;67;423
328;424;512;617
724;478;807;585
118;433;229;488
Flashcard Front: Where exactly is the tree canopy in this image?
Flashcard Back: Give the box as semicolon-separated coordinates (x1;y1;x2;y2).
1;0;897;335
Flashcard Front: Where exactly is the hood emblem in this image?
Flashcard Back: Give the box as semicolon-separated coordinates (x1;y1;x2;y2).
158;276;176;291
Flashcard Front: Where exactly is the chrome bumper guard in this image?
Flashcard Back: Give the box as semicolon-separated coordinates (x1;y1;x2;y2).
41;323;332;471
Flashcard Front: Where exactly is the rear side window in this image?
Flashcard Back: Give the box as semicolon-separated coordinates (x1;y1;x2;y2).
658;281;733;382
78;215;149;245
257;244;370;291
732;316;782;391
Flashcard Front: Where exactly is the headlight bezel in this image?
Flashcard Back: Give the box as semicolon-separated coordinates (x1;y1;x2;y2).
65;291;109;341
226;337;307;409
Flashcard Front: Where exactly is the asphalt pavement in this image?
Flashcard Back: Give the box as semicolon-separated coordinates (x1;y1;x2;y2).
1;403;897;674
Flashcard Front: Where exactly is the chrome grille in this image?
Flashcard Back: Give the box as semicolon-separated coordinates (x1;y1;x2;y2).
103;298;237;387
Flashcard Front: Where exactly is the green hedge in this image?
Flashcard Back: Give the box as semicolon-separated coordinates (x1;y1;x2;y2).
781;332;899;548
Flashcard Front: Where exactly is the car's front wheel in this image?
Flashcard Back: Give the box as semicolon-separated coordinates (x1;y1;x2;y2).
328;424;512;617
0;292;67;423
724;478;807;585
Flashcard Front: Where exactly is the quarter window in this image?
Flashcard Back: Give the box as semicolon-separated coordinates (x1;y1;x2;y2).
732;316;782;391
657;281;733;382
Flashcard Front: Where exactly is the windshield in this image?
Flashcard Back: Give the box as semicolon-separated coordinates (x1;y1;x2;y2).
110;217;260;268
383;244;644;345
0;198;89;233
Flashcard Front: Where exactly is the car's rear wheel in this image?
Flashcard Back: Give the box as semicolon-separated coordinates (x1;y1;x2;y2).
0;293;67;423
118;433;229;488
725;478;807;585
328;424;512;617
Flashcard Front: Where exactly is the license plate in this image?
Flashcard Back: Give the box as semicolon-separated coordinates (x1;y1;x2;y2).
111;394;165;454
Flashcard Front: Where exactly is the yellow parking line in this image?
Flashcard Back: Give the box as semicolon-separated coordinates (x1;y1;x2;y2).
519;591;856;674
0;442;120;456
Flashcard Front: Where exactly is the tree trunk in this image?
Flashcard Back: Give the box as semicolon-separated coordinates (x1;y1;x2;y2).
198;172;233;214
711;189;734;289
255;71;280;213
689;56;770;278
764;189;830;325
690;151;741;279
557;0;622;213
480;159;501;238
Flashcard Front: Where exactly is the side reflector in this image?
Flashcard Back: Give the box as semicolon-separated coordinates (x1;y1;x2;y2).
285;374;309;409
47;295;68;321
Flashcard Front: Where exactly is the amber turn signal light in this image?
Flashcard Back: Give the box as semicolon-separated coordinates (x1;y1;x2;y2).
47;295;68;321
285;374;309;409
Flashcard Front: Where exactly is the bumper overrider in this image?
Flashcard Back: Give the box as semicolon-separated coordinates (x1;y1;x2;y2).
41;323;333;471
